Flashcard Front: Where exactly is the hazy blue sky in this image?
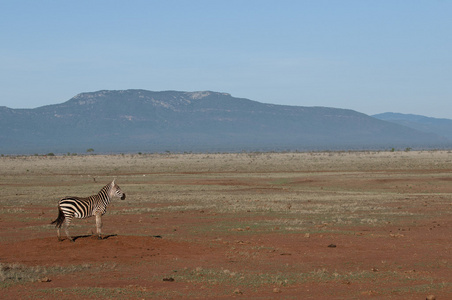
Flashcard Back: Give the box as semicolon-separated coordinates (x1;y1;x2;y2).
1;1;451;118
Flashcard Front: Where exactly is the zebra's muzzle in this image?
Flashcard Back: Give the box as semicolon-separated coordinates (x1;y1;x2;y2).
121;193;126;200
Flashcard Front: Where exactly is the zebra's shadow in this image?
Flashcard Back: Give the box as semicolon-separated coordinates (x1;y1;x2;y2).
72;234;118;241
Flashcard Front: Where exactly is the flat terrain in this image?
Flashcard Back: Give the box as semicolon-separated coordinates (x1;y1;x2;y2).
1;151;452;299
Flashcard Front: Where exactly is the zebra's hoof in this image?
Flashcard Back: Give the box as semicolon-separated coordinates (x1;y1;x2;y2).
69;239;75;243
98;236;103;240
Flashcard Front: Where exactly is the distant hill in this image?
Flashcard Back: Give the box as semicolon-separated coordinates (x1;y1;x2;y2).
373;113;452;141
0;90;449;154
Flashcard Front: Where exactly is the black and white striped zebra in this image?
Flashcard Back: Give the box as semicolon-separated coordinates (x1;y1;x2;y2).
51;179;126;242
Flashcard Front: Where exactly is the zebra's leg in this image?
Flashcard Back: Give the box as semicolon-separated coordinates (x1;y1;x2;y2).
96;213;103;240
57;227;62;241
64;217;74;242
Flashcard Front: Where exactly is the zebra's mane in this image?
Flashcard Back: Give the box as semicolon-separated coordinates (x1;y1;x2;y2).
97;182;112;195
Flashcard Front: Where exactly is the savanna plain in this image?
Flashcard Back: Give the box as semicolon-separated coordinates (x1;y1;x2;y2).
1;151;452;299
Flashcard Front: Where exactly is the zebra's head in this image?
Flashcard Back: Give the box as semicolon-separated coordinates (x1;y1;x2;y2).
110;179;126;200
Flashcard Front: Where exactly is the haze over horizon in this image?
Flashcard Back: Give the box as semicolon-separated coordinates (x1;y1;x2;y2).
1;1;451;118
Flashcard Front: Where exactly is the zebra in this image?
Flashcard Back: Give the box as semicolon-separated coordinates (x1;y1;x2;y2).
51;179;126;242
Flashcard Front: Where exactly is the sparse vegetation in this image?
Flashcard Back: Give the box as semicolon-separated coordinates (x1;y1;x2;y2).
1;151;452;298
0;262;92;286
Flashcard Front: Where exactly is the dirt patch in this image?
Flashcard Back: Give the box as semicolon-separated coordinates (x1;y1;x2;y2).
0;235;195;266
2;151;452;299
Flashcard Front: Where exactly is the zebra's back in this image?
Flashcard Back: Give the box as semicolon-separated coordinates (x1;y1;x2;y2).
59;196;96;219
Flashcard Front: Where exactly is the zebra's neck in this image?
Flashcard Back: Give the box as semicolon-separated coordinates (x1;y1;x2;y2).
97;184;112;200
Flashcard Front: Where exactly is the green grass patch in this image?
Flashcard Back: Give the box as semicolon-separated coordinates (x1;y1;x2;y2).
37;287;187;299
0;262;93;288
168;266;433;290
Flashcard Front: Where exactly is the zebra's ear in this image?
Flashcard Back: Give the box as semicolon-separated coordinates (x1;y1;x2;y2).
111;178;116;185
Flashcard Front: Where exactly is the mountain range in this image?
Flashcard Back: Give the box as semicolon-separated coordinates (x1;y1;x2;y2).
372;112;452;142
0;90;450;154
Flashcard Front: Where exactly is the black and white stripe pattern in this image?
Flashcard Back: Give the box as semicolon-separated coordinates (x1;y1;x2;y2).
51;179;126;242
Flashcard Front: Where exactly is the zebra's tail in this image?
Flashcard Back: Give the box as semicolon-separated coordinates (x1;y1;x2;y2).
51;207;65;228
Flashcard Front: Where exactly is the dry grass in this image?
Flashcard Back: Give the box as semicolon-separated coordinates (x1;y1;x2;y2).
2;150;452;239
2;150;452;298
0;262;93;286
